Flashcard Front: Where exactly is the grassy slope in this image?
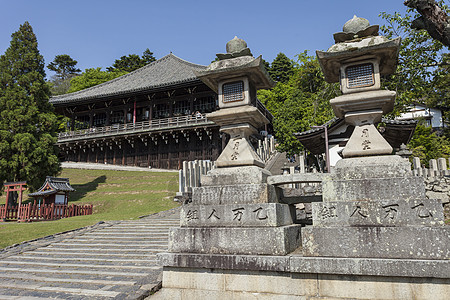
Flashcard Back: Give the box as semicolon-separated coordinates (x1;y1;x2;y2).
0;168;179;249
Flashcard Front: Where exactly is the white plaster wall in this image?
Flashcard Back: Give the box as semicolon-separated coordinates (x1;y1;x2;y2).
55;194;65;204
329;144;344;167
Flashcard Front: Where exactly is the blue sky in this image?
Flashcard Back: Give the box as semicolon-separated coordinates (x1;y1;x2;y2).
0;0;412;78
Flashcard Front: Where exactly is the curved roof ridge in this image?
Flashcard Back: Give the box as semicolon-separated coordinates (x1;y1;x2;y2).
168;53;208;68
51;54;174;100
50;53;208;104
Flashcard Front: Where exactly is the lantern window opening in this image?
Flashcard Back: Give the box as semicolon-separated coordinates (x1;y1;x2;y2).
223;81;245;103
346;63;375;89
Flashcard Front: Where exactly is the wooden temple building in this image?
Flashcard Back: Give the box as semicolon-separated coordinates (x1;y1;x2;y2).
28;177;76;205
51;54;273;169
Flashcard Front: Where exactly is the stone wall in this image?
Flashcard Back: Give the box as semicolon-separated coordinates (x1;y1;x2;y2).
425;176;450;220
153;260;450;300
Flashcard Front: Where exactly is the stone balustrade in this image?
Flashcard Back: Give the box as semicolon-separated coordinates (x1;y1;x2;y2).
412;156;450;177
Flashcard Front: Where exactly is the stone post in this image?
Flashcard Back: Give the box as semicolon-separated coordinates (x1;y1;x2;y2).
412;157;421;170
178;170;184;193
437;157;447;175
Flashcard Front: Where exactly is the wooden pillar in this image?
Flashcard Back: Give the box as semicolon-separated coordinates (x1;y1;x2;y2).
18;185;23;207
106;110;111;126
4;186;10;209
169;100;174;118
190;94;194;115
89;112;94;128
149;105;153;121
113;143;116;165
122;139;126;165
70;115;75;131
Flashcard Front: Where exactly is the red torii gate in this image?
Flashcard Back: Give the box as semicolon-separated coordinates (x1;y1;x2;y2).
1;182;27;221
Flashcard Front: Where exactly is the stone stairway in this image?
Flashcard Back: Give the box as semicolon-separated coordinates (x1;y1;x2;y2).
0;210;180;300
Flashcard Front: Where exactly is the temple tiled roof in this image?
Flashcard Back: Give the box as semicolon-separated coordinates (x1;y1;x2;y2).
50;54;207;105
29;177;75;197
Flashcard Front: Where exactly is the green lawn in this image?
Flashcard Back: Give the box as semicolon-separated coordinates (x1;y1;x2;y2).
0;168;180;249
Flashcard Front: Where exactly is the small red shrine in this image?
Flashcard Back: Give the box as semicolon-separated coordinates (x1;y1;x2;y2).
1;177;92;222
28;177;76;205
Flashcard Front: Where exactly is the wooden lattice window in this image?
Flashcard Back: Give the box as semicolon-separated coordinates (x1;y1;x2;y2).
346;63;374;88
223;81;244;103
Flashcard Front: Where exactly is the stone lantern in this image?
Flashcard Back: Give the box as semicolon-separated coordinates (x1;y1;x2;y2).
195;36;275;168
316;16;401;158
165;37;302;257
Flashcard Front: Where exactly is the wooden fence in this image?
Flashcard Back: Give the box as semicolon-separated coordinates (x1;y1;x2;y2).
0;203;93;222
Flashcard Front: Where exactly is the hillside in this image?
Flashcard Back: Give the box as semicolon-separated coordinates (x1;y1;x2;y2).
0;168;179;248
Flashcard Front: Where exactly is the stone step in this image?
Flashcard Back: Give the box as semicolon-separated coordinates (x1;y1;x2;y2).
55;242;168;248
0;272;136;286
7;255;156;264
0;211;180;299
109;225;178;229
0;294;47;300
97;229;171;233
0;268;148;282
66;238;168;244
0;281;121;298
83;232;169;236
0;260;159;270
41;247;162;253
27;250;157;258
0;266;150;277
47;243;167;252
118;221;179;225
69;235;169;241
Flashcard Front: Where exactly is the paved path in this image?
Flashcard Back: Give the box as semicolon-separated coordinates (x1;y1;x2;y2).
0;210;180;299
61;162;177;173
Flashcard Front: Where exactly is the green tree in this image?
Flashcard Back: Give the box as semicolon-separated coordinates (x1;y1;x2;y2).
258;52;337;155
68;68;128;93
107;48;156;72
47;54;81;80
0;22;60;190
409;121;450;163
47;54;81;95
268;52;294;83
379;5;448;116
381;3;450;162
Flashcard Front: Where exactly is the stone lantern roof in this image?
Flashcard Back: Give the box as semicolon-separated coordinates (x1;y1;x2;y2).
316;16;401;83
194;36;274;93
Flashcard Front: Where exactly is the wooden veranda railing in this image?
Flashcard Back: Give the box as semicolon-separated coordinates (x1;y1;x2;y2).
0;203;93;222
57;114;214;142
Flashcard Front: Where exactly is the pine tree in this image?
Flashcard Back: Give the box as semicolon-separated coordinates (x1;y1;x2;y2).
0;22;60;190
269;53;294;83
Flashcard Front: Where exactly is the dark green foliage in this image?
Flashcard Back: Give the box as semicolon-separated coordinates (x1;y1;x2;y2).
68;68;128;93
379;5;448;117
107;48;156;72
47;54;81;80
258;52;338;156
409;121;450;164
0;22;60;190
47;54;81;95
268;52;294;83
428;53;450;120
380;3;450;162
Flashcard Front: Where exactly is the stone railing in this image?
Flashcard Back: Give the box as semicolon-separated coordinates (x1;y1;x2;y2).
256;136;276;163
178;160;215;195
412;157;450;177
176;136;277;202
